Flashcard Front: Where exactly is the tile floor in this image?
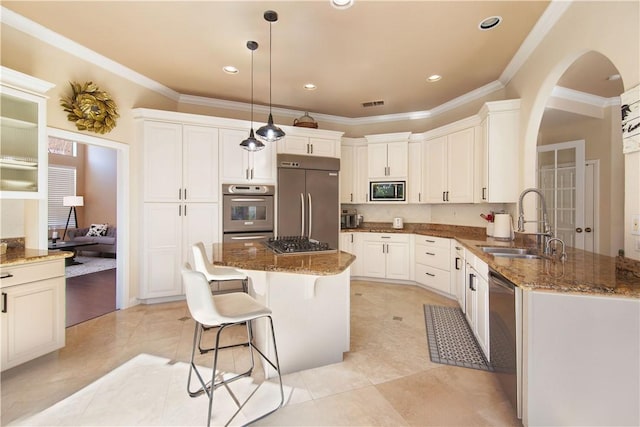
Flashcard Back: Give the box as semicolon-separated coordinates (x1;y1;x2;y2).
1;280;521;426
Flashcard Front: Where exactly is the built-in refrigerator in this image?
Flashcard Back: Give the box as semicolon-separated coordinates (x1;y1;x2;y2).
277;154;340;249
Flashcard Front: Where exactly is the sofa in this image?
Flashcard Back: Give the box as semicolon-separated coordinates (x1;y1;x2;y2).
67;225;117;257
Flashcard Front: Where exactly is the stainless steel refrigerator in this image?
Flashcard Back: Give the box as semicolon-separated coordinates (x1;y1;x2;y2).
277;154;340;249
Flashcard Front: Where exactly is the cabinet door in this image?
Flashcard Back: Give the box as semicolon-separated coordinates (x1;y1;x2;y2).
182;125;219;202
385;141;408;178
386;241;411;280
279;135;309;155
340;145;355;203
141;203;183;298
143;121;182;202
354;145;369;203
408;141;422;203
1;276;65;371
452;245;466;311
340;232;353;253
447;127;475;203
475;273;490;357
465;262;477;329
361;240;386;278
423;136;447;203
183;203;220;268
248;138;276;183
415;264;451;294
309;138;337;157
484;110;520;203
368;143;389;178
220;128;250;183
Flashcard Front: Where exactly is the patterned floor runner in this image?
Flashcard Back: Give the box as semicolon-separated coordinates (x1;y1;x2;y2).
424;304;492;371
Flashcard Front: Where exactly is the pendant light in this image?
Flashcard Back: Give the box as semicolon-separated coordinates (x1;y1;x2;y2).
240;40;265;151
256;10;286;143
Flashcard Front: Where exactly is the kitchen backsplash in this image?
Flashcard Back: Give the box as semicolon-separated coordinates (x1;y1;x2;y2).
346;203;515;228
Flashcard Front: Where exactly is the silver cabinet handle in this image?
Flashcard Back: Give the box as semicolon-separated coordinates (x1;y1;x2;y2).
308;193;313;239
231;198;265;202
300;193;305;237
230;235;267;240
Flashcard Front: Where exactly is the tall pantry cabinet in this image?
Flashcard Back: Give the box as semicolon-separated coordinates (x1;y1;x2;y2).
135;113;220;301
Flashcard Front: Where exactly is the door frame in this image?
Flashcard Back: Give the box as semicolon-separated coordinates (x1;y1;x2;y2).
47;127;130;310
585;159;600;254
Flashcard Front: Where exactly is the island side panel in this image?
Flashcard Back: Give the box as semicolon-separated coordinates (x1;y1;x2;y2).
248;268;350;377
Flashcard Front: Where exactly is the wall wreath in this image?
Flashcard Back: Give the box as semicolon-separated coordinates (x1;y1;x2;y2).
60;81;119;134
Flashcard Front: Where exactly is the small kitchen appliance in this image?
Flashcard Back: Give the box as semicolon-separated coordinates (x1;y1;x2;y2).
493;213;514;240
369;181;406;202
392;217;404;229
341;209;358;229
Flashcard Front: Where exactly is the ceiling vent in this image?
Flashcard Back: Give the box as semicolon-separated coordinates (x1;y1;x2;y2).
362;100;385;108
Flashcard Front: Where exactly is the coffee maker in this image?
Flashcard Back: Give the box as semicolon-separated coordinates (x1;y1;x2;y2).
341;209;359;229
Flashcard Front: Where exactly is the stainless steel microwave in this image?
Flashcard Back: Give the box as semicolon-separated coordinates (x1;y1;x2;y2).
369;181;406;201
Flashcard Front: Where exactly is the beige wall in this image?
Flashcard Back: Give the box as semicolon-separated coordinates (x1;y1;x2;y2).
84;145;117;227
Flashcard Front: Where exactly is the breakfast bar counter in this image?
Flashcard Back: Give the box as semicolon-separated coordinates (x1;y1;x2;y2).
211;242;355;376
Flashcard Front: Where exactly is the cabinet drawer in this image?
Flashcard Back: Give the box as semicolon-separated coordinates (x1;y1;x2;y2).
415;244;450;270
0;260;65;289
415;264;451;295
363;233;410;243
415;235;450;248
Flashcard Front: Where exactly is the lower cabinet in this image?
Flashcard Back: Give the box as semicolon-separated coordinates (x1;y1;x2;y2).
452;242;466;310
465;253;489;358
339;232;362;276
140;202;219;300
1;259;66;371
414;235;452;295
360;233;411;281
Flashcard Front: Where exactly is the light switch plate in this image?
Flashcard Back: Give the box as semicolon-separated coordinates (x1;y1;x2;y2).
633;214;640;235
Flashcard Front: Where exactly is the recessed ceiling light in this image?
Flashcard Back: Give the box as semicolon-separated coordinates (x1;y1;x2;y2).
331;0;354;10
427;74;442;82
223;66;238;74
607;74;621;81
479;16;502;31
303;83;317;90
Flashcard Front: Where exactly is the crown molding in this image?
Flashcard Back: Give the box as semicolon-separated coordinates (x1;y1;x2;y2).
0;65;55;94
552;86;621;108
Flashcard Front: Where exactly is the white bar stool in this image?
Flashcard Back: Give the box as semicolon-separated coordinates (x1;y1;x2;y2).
182;264;284;426
192;241;248;294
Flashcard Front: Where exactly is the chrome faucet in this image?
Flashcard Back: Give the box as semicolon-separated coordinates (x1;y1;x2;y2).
517;188;553;253
546;237;568;262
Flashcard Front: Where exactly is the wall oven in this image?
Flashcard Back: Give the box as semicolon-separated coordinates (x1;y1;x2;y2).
222;184;274;242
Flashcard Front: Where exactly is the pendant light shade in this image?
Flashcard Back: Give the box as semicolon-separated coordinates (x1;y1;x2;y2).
256;10;286;143
240;40;265;152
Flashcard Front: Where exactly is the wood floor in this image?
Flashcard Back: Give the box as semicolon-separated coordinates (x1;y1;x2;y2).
65;268;116;327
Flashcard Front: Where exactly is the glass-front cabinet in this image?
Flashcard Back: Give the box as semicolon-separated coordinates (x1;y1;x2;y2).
0;67;54;199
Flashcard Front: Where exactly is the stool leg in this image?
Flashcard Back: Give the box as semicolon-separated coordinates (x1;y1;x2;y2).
188;322;208;397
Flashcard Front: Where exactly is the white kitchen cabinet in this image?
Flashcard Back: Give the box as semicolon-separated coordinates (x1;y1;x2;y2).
367;141;408;179
220;128;276;184
361;233;411;280
279;135;339;157
1;259;65;371
0;68;54;200
141;121;219;202
423;127;475;203
452;242;466;310
340;140;368;204
339;231;362;276
407;140;423;203
414;235;452;295
476;100;520;203
140;202;219;300
465;253;489;358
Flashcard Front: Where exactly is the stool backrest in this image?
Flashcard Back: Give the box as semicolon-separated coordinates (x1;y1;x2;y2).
181;263;221;326
192;241;212;275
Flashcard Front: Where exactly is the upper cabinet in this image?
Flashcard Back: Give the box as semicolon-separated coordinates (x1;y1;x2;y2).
220;128;276;184
138;120;220;202
340;138;368;204
0;67;54;199
407;139;423;203
423;127;475;203
475;100;521;203
365;132;410;180
277;127;343;158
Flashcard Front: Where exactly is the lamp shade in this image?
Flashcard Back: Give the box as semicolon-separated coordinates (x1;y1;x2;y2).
63;195;84;207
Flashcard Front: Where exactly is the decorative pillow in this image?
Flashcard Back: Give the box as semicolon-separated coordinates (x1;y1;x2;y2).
86;223;108;237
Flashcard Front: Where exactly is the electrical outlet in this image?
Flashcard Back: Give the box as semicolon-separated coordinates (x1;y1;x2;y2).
633;214;640;235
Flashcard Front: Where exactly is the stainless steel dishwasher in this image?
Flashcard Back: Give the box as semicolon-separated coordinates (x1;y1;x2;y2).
489;269;522;420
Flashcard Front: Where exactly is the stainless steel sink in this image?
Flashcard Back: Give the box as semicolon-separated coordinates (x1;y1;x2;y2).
479;246;542;259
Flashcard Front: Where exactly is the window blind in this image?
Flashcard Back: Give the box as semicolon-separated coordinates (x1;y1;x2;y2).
48;165;77;228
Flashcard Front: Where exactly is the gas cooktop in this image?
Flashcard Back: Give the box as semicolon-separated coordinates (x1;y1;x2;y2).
264;236;336;255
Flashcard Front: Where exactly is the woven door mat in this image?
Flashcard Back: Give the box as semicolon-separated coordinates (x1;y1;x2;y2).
424;304;492;371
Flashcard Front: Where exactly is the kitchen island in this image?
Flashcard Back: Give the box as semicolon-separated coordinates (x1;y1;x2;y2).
211;242;355;375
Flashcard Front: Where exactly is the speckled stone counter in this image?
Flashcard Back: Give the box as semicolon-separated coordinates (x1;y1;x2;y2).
0;248;72;267
211;242;355;276
344;222;640;298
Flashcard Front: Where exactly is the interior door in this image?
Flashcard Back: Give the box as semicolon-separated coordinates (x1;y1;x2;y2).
306;169;339;249
537;140;585;249
277;168;306;237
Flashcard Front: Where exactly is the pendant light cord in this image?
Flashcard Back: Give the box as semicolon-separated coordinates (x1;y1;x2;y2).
268;20;272;115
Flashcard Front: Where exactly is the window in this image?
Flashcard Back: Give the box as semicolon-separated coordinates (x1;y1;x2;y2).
48;166;77;228
48;136;77;156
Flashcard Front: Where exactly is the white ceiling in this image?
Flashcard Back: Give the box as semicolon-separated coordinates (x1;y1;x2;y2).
1;1;623;121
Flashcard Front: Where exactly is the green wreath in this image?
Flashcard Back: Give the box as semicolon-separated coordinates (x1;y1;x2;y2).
60;81;119;134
